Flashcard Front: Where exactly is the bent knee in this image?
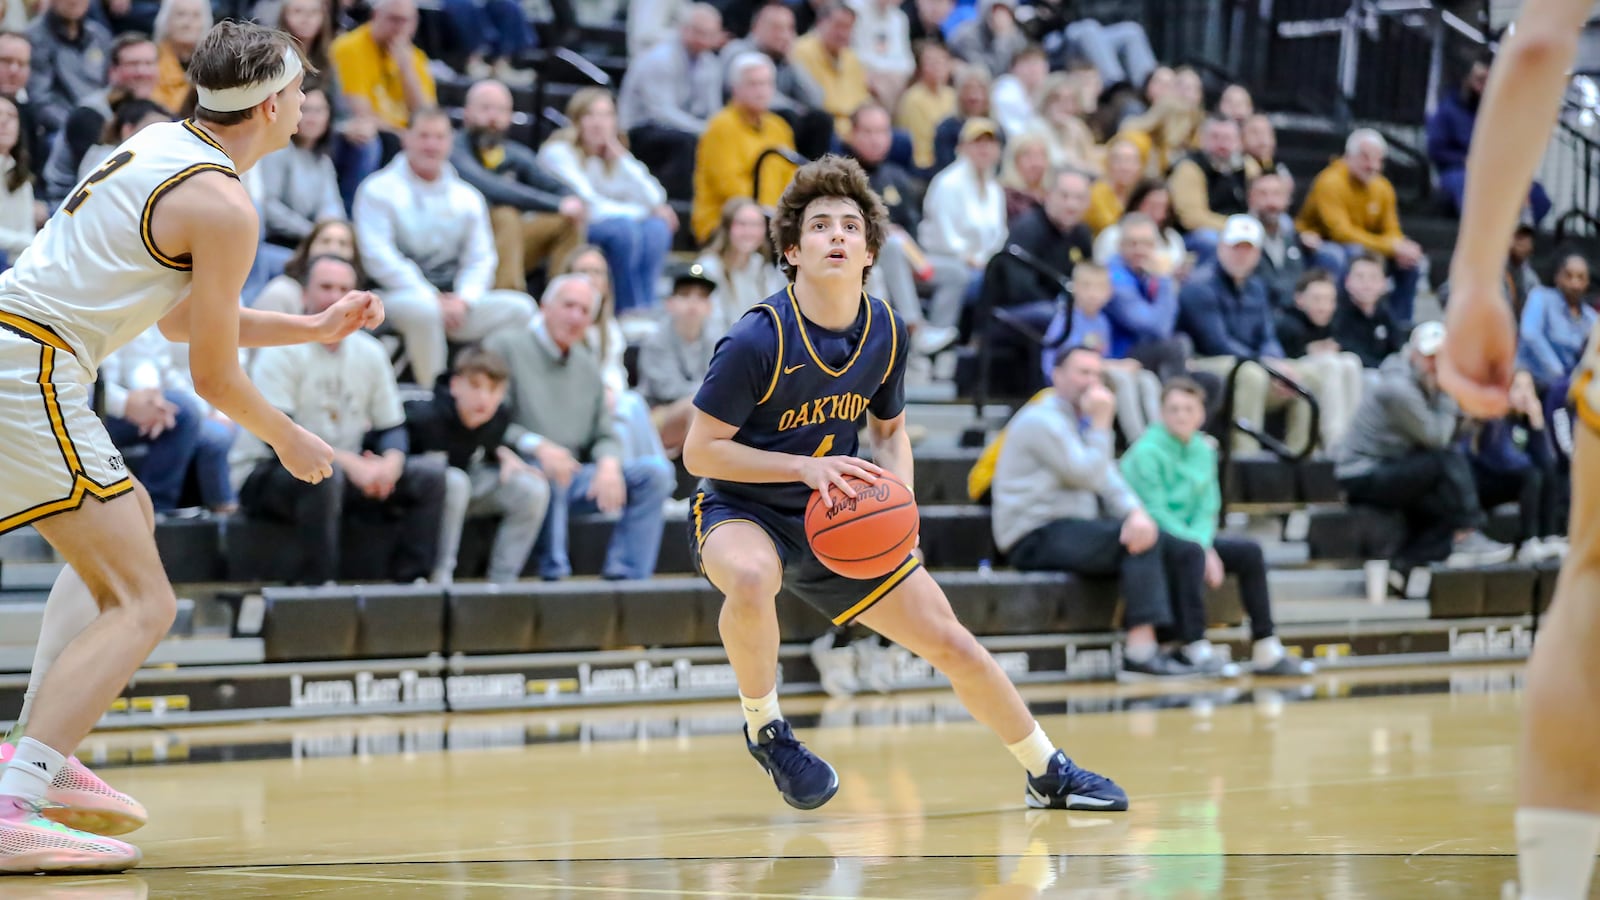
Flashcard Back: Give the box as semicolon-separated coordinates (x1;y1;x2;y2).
921;624;989;673
507;470;552;509
715;559;782;603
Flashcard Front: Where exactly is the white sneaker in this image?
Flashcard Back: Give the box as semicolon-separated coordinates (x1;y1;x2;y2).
809;632;858;699
912;325;959;356
1446;532;1515;568
854;638;896;694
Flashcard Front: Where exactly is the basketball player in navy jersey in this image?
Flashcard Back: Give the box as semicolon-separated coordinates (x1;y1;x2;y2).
1435;2;1600;897
683;155;1126;811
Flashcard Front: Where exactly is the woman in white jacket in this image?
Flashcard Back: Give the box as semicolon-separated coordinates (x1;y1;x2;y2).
0;96;34;270
693;197;786;339
919;117;1007;330
538;88;678;317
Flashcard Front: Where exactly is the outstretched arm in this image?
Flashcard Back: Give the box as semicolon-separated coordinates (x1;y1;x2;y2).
160;291;384;348
1441;0;1590;416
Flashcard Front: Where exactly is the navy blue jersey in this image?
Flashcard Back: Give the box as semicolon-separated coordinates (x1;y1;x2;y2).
694;285;909;511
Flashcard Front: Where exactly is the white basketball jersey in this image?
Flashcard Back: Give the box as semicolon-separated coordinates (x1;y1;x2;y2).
0;120;237;371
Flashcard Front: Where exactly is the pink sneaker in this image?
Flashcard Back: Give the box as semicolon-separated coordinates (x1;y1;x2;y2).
0;743;148;836
0;796;141;874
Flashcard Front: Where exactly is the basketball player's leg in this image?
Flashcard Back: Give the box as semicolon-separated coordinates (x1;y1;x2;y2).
1516;420;1600;898
698;513;840;810
853;569;1128;811
4;484;152;836
0;491;169;871
700;520;784;702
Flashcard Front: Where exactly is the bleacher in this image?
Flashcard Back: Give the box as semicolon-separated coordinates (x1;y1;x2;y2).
0;0;1572;726
0;409;1549;727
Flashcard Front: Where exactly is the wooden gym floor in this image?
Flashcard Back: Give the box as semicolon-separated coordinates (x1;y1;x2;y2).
0;664;1552;898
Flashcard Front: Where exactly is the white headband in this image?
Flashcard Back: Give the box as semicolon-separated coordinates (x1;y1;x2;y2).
194;46;303;113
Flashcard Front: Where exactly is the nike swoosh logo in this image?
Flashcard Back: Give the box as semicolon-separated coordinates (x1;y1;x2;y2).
784;364;805;374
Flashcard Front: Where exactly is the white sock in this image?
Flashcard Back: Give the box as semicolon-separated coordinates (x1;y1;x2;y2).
740;688;783;735
16;567;99;733
1253;635;1285;666
1517;807;1600;899
0;737;64;802
1184;639;1214;662
1124;639;1157;663
1006;722;1057;777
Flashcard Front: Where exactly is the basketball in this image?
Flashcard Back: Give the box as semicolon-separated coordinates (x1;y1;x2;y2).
804;473;920;580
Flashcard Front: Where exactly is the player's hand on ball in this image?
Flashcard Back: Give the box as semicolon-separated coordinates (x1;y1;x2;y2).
275;425;336;485
801;455;884;509
1437;282;1516;419
316;291;385;342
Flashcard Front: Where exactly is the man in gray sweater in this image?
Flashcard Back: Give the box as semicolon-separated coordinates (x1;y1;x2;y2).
992;345;1197;680
484;274;676;580
1334;321;1511;583
453;80;586;292
636;263;717;457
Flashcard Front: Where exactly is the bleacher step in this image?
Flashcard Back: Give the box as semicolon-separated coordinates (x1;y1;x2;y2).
2;562;64;592
0;529;52;564
0;635;260;674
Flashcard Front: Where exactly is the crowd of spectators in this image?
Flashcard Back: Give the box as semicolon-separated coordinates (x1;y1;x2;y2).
0;0;1586;634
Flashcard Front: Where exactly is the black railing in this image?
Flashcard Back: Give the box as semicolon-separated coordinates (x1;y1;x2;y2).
1547;112;1600;235
750;147;809;204
963;245;1076;443
1210;357;1322;513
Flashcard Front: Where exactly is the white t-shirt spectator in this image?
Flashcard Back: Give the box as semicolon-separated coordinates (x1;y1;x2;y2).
230;332;404;487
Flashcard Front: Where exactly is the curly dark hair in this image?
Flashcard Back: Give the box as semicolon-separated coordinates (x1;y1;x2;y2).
769;154;890;284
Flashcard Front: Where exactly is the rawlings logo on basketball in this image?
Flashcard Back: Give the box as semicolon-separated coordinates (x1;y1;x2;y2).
805;474;920;580
824;482;893;519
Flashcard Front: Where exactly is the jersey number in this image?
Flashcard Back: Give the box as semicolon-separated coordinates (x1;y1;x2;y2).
63;151;135;215
812;435;835;457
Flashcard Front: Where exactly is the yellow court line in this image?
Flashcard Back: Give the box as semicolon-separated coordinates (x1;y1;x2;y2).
201;869;910;900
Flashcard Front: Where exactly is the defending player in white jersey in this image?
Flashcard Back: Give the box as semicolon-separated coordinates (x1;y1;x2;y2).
0;21;383;874
1434;2;1600;898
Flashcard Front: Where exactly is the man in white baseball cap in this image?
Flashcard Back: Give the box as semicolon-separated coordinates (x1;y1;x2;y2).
1180;214;1314;454
1333;317;1513;595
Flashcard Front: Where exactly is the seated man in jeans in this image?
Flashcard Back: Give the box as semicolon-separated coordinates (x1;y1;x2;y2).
1119;376;1315;677
1333;321;1512;594
991;344;1196;680
485;274;675;580
405;347;551;584
233;255;448;584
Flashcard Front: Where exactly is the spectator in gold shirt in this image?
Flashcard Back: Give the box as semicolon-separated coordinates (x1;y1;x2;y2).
691;52;797;244
1295;129;1423;323
790;3;870;142
329;0;437;132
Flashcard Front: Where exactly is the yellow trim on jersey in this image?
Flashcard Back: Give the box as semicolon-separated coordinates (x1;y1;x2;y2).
1572;370;1600;434
753;304;784;405
140;163;240;271
880;296;898;386
692;491;705;547
182;119;228;156
831;556;922;625
0;314;132;536
789;285;873;378
0;311;71;354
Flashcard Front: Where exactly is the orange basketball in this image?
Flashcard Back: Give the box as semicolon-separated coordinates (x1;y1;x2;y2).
804;473;920;580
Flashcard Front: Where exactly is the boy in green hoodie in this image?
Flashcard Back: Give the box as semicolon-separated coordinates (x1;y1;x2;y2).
1119;377;1315;676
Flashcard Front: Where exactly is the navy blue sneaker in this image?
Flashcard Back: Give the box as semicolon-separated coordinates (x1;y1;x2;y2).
1025;750;1129;811
746;721;840;810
